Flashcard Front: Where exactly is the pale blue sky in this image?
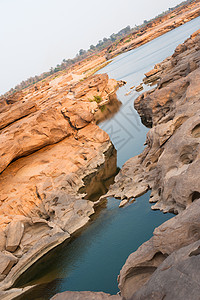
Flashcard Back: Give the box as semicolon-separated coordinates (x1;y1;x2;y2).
0;0;183;94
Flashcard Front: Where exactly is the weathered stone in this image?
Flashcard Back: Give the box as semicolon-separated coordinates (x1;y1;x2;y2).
109;30;200;214
144;68;160;78
130;240;200;300
114;30;200;299
119;199;129;208
135;84;143;92
0;286;36;300
118;200;200;299
50;291;122;300
0;229;6;251
0;233;70;291
0;252;18;278
0;101;37;130
0;72;120;291
6;221;24;252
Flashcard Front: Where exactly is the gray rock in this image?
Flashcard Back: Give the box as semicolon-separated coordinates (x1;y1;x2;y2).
0;252;18;278
118;199;200;299
130;240;200;300
50;291;122;300
6;221;24;252
0;229;6;251
0;232;70;291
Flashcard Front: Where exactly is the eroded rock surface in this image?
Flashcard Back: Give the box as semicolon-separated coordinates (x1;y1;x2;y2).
50;291;122;300
0;73;121;292
118;199;200;299
112;30;200;299
130;240;200;300
50;29;200;300
108;29;200;214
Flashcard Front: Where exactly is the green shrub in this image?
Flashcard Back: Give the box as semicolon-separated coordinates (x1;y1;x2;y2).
100;105;106;112
93;95;102;103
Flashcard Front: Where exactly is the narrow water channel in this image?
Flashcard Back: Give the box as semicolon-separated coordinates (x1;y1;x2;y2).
15;17;200;300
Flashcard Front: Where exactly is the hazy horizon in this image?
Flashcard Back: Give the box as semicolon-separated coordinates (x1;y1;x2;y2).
1;0;184;94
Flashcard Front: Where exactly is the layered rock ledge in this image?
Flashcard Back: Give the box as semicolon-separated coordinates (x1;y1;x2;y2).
0;72;122;294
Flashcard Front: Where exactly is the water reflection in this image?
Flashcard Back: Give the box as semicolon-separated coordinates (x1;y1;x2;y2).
79;145;118;201
95;92;122;125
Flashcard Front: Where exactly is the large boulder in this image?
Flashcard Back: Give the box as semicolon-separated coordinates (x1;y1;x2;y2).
0;230;6;251
6;221;24;252
0;252;18;280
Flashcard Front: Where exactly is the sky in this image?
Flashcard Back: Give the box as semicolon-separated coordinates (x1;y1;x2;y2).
0;0;183;94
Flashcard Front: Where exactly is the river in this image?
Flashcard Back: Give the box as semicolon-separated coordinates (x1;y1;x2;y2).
15;16;200;300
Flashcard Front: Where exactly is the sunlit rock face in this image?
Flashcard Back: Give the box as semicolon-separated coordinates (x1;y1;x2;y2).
0;72;121;291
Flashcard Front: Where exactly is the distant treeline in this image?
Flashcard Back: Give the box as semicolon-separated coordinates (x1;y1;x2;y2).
3;0;194;97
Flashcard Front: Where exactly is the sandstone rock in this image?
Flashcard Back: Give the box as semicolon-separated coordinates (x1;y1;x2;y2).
0;73;119;175
0;230;6;251
114;31;200;299
0;107;73;174
6;221;24;252
105;155;149;201
144;68;160;78
130;240;200;300
0;252;18;278
58;200;95;234
50;291;122;300
0;286;36;300
0;232;70;291
119;199;129;208
0;101;37;130
118;200;200;299
0;72;120;290
19;220;54;254
135;84;143;92
118;240;166;299
109;30;200;214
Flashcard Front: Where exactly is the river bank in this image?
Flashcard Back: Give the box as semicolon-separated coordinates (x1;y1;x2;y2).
105;0;200;60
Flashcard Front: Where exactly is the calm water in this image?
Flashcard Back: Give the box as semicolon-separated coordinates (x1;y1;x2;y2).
98;16;200;167
16;17;200;300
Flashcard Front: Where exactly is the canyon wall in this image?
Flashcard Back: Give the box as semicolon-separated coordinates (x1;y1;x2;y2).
0;72;121;294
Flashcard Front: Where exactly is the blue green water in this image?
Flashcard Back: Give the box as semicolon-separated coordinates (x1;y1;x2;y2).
16;17;200;300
